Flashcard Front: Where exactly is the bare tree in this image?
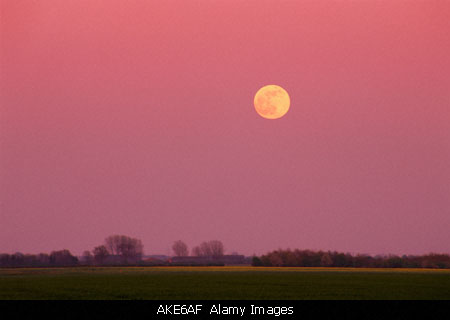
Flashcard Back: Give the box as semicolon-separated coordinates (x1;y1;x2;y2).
192;246;202;257
118;236;143;263
208;240;224;258
193;240;225;257
93;245;109;265
172;240;189;257
199;241;213;257
104;235;143;263
105;235;122;255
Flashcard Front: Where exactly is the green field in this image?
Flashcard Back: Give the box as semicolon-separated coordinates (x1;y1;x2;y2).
1;266;449;300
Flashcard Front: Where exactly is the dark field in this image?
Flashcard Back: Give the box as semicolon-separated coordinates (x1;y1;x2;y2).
1;267;449;300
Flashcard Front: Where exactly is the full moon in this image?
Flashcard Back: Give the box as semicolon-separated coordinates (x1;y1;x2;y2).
254;85;290;119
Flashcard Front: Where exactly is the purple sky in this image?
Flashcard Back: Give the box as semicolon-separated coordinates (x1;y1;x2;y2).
1;1;449;256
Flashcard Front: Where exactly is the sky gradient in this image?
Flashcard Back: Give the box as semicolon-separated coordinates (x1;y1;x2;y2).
1;0;449;256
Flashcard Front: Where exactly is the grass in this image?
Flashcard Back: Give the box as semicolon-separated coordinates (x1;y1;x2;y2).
0;266;449;300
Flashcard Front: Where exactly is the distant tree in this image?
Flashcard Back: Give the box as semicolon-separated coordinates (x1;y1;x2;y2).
49;250;78;266
37;253;50;266
11;252;25;267
192;246;202;257
81;251;94;265
105;235;121;256
208;240;224;258
199;242;213;257
331;252;351;267
268;251;283;266
93;245;109;265
104;235;143;263
252;256;263;266
172;240;189;257
353;254;372;268
386;255;403;268
280;249;298;266
0;254;10;267
23;254;38;267
320;252;333;267
194;240;225;258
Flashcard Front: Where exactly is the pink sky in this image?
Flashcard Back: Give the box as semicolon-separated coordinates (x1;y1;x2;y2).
1;0;449;256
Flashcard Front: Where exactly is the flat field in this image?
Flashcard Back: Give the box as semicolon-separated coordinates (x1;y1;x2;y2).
0;266;449;300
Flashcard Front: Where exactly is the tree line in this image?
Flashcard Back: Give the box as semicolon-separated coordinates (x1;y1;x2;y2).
252;249;450;269
172;240;224;258
2;237;449;268
0;235;143;267
0;249;78;268
0;236;226;267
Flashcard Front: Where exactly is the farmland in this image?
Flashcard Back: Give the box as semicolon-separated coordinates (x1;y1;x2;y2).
0;266;449;300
